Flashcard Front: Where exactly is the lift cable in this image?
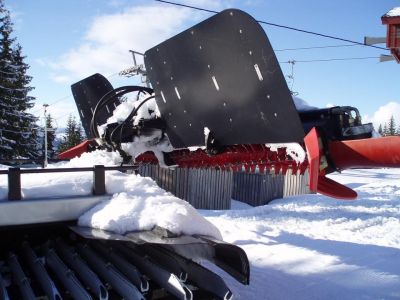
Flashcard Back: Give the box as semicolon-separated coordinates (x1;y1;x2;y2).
154;0;388;51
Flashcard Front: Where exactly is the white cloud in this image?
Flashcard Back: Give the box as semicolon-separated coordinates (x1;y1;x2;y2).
51;75;71;84
48;2;233;83
363;102;400;129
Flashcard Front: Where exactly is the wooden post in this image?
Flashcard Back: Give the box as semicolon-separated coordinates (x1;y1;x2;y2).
8;168;22;200
93;165;106;195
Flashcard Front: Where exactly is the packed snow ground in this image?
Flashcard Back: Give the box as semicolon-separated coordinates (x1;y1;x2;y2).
202;169;400;299
1;151;400;299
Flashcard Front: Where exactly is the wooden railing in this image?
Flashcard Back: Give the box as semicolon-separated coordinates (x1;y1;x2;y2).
0;165;138;200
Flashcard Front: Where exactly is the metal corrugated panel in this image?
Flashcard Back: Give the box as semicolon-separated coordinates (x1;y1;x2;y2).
138;166;232;209
283;169;310;197
139;165;309;209
232;169;309;206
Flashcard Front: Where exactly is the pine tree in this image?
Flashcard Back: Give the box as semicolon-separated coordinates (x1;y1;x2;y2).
378;124;383;136
0;2;17;158
43;113;56;159
388;115;396;136
12;43;39;157
58;115;84;153
0;2;38;159
383;123;388;137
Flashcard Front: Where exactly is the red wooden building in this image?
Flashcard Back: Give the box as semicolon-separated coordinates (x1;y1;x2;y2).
382;7;400;63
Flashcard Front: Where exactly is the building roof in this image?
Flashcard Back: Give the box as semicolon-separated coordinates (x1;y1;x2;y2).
382;7;400;24
383;7;400;18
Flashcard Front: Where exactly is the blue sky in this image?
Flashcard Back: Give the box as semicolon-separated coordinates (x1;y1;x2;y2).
6;0;400;129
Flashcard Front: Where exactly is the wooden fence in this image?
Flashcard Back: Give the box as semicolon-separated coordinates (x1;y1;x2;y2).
0;165;139;200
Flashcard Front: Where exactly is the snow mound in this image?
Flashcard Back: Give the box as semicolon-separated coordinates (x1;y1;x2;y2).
61;151;223;239
78;191;222;239
68;149;123;167
67;151;222;239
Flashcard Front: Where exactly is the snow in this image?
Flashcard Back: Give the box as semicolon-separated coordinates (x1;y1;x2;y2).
1;151;400;298
78;192;222;239
384;7;400;17
268;143;306;163
104;96;159;125
201;168;400;299
100;95;173;166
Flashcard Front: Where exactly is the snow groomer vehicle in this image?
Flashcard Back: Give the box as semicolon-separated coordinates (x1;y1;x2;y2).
2;9;400;300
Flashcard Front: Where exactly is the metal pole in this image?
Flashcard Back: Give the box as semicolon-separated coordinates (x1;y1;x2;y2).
43;104;49;168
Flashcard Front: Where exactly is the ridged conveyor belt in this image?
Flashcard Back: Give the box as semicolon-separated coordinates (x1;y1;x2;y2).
0;225;249;300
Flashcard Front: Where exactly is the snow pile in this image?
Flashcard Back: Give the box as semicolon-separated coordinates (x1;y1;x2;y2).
202;168;400;299
78;191;222;239
384;7;400;17
68;149;123;167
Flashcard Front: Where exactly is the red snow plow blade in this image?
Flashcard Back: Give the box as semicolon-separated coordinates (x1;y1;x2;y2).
304;127;357;200
329;136;400;169
305;129;400;199
58;140;93;160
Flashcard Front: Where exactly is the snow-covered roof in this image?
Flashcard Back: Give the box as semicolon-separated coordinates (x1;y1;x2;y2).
384;7;400;18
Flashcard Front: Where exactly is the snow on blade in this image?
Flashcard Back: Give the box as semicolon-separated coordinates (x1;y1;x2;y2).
102;95;174;166
78;191;222;239
268;143;306;163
